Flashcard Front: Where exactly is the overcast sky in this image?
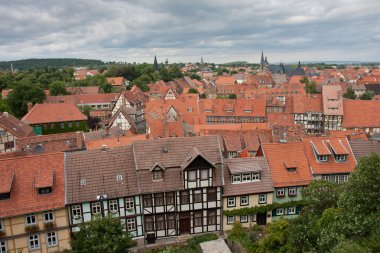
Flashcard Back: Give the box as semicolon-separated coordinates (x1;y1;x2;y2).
0;0;379;63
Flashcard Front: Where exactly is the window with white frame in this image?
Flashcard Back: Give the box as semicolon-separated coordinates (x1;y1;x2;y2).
259;194;267;204
0;240;6;253
44;211;54;222
46;231;57;247
127;218;136;231
232;175;241;183
109;200;119;213
288;187;297;196
227;197;236;207
91;202;101;215
251;214;256;222
342;175;349;182
276;188;285;197
241;173;251;182
240;215;248;223
276;208;284;216
29;234;40;250
125;197;134;210
334;154;347;162
252;173;260;181
227;216;235;224
317;155;329;162
288;206;296;215
26;213;36;225
322;175;330;181
240;196;249;206
333;175;340;183
71;205;81;218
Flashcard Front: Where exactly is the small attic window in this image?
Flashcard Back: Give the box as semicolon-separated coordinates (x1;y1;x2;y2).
116;175;123;181
38;187;52;195
0;193;10;200
284;161;297;172
188;106;193;113
153;171;163;180
80;179;87;186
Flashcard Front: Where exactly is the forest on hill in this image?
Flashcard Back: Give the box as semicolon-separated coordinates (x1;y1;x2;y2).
0;58;104;70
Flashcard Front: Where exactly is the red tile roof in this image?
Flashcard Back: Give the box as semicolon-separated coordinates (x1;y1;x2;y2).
45;93;120;105
22;103;87;124
302;137;357;175
311;139;331;155
261;142;312;187
85;134;147;150
106;77;126;86
216;76;235;85
342;100;380;128
322;85;344;115
292;94;323;113
0;153;65;218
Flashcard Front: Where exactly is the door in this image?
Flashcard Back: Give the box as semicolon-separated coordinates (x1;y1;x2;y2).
256;212;267;225
179;212;190;234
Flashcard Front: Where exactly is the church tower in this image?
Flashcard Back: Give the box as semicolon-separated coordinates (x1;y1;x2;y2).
153;55;159;72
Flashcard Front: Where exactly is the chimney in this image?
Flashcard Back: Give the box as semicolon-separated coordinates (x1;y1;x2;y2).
27;102;33;112
100;144;107;151
76;131;83;148
3;111;8;117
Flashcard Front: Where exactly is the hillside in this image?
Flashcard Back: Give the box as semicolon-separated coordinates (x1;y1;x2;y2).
0;58;104;70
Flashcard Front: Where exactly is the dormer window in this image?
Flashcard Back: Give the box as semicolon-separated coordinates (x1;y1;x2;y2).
284;161;297;172
335;154;346;162
38;187;52;195
188;106;193;113
150;162;165;181
1;173;14;201
318;155;329;162
153;171;163;180
328;139;349;162
311;140;331;163
231;172;260;184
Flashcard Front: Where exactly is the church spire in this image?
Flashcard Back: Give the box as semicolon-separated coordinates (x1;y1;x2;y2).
298;60;301;69
153;55;159;72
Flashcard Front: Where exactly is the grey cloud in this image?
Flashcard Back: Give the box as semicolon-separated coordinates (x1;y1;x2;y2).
0;0;379;63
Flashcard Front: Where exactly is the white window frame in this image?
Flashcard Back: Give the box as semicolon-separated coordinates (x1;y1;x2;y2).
227;197;236;207
46;231;57;247
91;202;101;215
71;205;82;219
241;173;251;182
335;154;346;162
125;197;134;210
318;155;329;162
232;175;241;183
333;175;340;183
288;187;297;196
26;213;36;225
276;208;284;216
342;174;349;182
44;211;54;222
29;234;40;250
240;215;248;223
0;240;6;253
227;216;235;224
109;199;119;213
240;196;249;206
288;207;296;215
251;173;260;181
127;218;136;231
277;188;285;197
251;214;256;222
259;194;267;204
322;175;330;181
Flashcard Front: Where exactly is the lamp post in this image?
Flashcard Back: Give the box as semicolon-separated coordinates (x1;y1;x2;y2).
96;194;108;217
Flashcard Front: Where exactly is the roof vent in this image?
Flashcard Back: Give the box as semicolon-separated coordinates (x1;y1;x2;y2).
101;144;107;151
162;147;168;153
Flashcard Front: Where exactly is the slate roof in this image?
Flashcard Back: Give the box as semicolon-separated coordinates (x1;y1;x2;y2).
0;153;65;218
348;139;380;161
65;145;138;204
0;112;35;138
21;103;87;124
133;136;224;194
224;157;273;196
261;142;313;187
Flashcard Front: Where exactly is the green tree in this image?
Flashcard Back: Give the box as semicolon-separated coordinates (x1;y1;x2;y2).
49;81;67;96
256;219;290;253
100;83;113;93
330;241;369;253
228;94;237;99
6;81;46;118
360;91;374;100
189;73;201;81
343;87;356;99
131;74;151;92
188;88;199;94
0;98;9;112
71;215;135;253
